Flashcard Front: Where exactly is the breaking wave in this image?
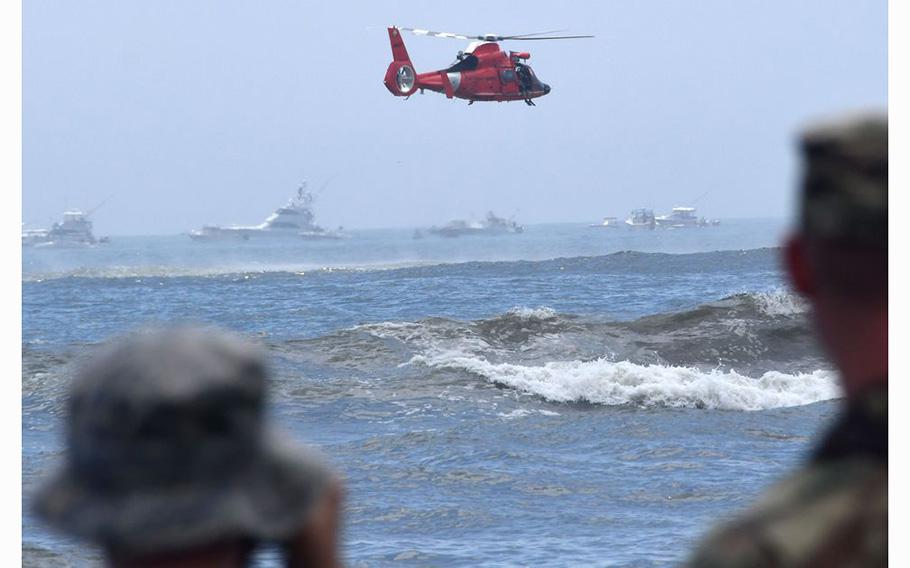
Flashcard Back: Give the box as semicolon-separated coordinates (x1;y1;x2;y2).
329;290;823;374
501;306;559;320
751;290;809;317
409;354;839;411
373;290;832;410
24;290;828;412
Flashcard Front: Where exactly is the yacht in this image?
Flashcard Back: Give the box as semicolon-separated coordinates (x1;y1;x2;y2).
625;209;656;230
21;227;51;247
189;182;343;241
655;207;700;228
425;212;523;238
590;216;622;228
655;207;719;228
22;211;105;247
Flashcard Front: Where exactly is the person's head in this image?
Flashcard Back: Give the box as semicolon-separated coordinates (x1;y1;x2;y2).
784;112;887;394
32;326;338;566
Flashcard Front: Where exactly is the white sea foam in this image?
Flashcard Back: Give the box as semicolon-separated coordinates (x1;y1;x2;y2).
411;352;840;411
355;321;426;340
497;408;562;419
21;259;445;282
357;320;502;361
751;290;808;317
503;306;559;320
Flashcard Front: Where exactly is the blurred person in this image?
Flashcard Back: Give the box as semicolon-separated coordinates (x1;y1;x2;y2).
32;327;344;567
689;112;887;566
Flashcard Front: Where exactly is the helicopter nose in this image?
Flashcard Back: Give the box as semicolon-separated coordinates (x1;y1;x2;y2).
543;83;551;95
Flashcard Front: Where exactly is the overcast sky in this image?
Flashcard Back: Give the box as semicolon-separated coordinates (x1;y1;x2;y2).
23;0;886;235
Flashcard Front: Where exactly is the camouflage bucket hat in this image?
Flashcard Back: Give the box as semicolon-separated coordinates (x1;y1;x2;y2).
799;111;887;246
31;327;332;555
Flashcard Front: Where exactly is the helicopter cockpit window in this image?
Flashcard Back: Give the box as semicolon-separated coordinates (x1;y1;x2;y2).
500;69;517;83
445;54;478;73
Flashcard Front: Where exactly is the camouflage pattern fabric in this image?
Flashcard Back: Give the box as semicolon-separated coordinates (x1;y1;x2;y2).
688;388;887;567
799;112;887;246
32;327;334;556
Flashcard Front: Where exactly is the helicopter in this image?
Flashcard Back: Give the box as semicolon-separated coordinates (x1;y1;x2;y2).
383;27;593;106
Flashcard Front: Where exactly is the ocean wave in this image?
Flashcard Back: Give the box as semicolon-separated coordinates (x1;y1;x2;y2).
21;262;428;283
23;248;778;282
410;352;839;411
23;291;822;412
502;306;559;320
751;290;809;317
331;292;821;373
348;292;832;411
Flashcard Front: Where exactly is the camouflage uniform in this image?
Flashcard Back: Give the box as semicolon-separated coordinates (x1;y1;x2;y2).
689;113;887;567
689;388;886;567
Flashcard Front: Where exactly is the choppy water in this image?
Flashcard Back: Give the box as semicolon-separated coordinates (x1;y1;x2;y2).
22;220;841;566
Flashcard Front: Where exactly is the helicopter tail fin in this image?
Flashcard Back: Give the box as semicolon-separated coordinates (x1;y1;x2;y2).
388;27;412;64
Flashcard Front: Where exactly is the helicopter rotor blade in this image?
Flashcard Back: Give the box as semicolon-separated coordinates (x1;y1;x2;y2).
397;27;472;40
496;29;568;39
505;35;595;40
396;27;593;42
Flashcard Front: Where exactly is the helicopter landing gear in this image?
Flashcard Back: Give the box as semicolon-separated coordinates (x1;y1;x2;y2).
524;98;536;106
468;100;474;105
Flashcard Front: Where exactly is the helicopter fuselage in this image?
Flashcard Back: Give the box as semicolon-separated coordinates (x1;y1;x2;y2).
384;27;550;104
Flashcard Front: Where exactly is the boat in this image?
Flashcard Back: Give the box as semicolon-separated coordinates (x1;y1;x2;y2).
654;207;720;228
425;212;523;238
655;207;700;228
21;227;51;247
189;182;343;241
589;216;622;228
22;210;105;247
625;209;656;230
299;227;346;241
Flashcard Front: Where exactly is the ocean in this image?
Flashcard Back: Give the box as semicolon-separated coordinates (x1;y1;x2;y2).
22;219;842;566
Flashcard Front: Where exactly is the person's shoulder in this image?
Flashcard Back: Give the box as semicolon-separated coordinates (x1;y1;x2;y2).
688;457;886;567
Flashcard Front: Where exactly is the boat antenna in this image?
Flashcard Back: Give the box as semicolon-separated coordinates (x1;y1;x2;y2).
86;193;116;217
314;174;338;197
690;190;711;206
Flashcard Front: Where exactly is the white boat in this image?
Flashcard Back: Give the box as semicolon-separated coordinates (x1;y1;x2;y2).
590;216;622;228
23;211;106;247
625;209;656;230
299;227;346;241
21;227;51;247
654;207;719;228
655;207;701;228
425;212;523;238
190;182;343;241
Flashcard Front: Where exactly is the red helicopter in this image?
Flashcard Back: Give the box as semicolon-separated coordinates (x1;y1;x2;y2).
383;27;593;106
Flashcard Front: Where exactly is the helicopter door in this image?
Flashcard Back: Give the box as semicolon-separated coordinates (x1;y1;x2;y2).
516;65;532;91
499;69;517;83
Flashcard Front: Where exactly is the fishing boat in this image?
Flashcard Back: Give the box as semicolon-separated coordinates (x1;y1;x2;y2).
190;182;343;241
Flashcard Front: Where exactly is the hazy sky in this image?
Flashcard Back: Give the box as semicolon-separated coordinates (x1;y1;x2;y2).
23;1;886;235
